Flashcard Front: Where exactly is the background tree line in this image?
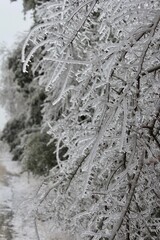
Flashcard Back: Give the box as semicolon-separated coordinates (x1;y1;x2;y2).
0;0;66;175
1;0;160;239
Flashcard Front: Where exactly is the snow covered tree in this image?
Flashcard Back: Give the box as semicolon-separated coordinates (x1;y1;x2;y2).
22;0;160;239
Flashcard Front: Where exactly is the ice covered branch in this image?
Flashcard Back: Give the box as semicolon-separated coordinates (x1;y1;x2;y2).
109;150;144;240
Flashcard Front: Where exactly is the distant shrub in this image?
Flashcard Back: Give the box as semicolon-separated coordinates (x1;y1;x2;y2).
1;114;26;152
12;146;24;161
22;132;57;175
29;91;46;125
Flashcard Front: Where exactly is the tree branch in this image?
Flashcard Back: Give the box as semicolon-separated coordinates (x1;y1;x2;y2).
142;63;160;75
109;150;144;240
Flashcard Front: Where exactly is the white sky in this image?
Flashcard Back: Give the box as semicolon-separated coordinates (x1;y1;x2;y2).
0;0;33;130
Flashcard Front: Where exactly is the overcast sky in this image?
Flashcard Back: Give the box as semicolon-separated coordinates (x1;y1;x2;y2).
0;0;33;130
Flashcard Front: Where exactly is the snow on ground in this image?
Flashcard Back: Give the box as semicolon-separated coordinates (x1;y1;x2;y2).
0;142;42;240
0;142;74;240
11;173;40;240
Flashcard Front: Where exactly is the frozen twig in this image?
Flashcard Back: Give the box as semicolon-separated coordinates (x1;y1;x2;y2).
109;150;144;240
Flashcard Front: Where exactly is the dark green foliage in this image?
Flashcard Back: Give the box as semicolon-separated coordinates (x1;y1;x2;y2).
1;42;47;166
29;91;46;125
23;132;57;175
23;0;36;12
10;0;49;13
1;114;26;152
0;12;59;176
7;46;33;91
12;146;24;162
10;0;36;11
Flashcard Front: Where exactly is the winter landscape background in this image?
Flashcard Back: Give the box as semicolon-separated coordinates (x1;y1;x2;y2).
0;0;160;239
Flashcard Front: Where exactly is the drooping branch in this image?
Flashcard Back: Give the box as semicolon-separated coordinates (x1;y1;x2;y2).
60;0;98;54
43;57;94;65
135;13;160;98
109;150;144;240
34;217;41;240
66;0;94;23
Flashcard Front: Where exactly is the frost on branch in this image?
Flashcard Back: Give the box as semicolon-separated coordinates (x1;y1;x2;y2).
22;0;160;239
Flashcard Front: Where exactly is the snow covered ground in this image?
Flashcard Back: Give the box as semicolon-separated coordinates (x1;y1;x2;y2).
0;142;74;240
0;142;41;240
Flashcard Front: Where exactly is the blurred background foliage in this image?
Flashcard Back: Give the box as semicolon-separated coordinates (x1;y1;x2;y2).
0;29;62;175
22;132;57;175
10;0;50;14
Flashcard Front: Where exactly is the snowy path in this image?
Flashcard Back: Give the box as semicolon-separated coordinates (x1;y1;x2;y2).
0;142;70;240
0;142;41;240
0;170;13;240
0;144;19;240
